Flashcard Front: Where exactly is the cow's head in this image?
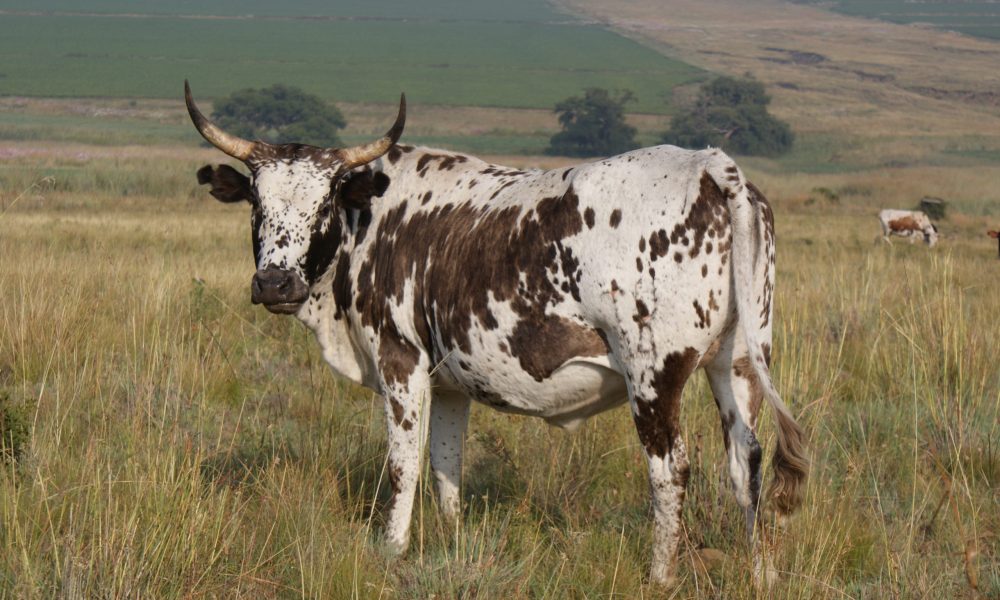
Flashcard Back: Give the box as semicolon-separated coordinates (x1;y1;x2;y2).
924;223;939;247
185;81;403;314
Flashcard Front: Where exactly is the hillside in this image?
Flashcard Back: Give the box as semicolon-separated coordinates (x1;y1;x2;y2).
558;0;1000;176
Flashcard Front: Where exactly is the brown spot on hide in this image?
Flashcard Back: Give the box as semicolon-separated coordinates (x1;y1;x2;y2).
701;264;708;278
634;347;699;458
401;419;413;431
719;408;736;451
639;237;647;252
584;207;595;229
332;252;352;320
609;209;622;228
634;299;651;325
507;315;609;382
670;173;731;260
693;299;709;328
355;184;585;361
733;356;764;426
339;168;390;210
388;396;406;426
648;229;669;261
384;144;412;165
379;329;421;389
888;216;922;232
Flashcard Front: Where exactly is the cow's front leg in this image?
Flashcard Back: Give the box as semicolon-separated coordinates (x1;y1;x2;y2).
429;390;471;522
378;334;431;556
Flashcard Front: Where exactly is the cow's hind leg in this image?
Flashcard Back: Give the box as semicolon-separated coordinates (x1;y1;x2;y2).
627;347;701;585
704;337;775;583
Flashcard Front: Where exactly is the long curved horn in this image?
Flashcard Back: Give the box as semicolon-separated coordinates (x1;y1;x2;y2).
337;94;406;170
184;80;257;161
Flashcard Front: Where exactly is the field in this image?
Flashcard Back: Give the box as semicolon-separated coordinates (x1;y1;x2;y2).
0;1;704;114
790;0;1000;41
2;0;1000;597
1;149;998;599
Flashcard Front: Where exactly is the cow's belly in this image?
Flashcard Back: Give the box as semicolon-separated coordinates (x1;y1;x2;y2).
436;356;628;431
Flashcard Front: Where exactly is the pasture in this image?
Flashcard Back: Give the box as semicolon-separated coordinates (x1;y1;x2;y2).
0;144;998;597
1;0;999;596
0;2;703;114
790;0;1000;41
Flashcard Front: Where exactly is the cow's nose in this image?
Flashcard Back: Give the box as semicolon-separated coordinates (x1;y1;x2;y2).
250;267;309;311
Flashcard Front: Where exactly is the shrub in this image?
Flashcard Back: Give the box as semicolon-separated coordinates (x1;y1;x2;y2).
662;76;794;157
211;84;346;147
546;88;639;158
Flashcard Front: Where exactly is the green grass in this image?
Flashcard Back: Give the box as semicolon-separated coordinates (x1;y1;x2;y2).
0;0;574;22
0;10;704;114
792;0;1000;41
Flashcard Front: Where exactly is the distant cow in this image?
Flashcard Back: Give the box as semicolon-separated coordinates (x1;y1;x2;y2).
877;209;938;247
989;230;1000;258
185;81;808;585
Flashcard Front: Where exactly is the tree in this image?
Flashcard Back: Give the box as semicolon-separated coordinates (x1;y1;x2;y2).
546;88;639;158
662;76;794;157
210;84;346;147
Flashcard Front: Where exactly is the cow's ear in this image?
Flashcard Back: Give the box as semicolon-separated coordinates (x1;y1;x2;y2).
197;164;251;204
372;172;390;197
338;169;392;210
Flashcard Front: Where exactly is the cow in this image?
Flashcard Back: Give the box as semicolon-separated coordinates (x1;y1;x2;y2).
184;81;808;585
877;209;939;247
989;230;1000;258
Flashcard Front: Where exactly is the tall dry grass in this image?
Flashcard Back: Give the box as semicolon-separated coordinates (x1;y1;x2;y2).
0;155;997;598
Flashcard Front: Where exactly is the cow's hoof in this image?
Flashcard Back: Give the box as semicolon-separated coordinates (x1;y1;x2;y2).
382;536;409;558
648;564;678;588
753;556;779;587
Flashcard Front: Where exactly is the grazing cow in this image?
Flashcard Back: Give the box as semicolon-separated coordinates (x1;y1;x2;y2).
989;230;1000;258
185;82;808;585
877;209;939;247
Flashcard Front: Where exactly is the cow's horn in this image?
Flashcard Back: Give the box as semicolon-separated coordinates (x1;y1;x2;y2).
337;94;406;170
184;80;257;161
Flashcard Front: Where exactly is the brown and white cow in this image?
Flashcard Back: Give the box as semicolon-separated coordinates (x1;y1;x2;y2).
185;82;808;585
877;209;939;247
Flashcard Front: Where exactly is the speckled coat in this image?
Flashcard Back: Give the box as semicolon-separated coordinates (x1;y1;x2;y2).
198;142;808;585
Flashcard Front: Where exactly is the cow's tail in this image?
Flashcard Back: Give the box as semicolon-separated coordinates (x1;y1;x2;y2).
705;152;809;516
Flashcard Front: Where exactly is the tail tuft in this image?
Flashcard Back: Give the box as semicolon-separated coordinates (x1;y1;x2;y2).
767;407;809;515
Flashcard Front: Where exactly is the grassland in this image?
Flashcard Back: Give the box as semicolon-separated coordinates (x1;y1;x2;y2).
0;149;997;598
0;3;704;114
790;0;1000;41
1;0;999;596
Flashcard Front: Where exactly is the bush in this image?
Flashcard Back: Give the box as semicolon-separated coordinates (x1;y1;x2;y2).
0;391;31;464
662;76;794;157
918;197;948;220
546;88;639;158
211;84;347;147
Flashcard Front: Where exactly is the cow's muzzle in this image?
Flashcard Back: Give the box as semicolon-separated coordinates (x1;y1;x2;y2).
250;267;309;314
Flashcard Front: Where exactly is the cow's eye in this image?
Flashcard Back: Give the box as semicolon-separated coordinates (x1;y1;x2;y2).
317;199;333;219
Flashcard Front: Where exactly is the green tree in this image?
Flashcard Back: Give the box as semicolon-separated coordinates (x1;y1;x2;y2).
546;88;639;158
210;84;346;147
662;76;793;157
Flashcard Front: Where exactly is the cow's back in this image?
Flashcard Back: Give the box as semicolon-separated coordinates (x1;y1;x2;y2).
358;145;754;420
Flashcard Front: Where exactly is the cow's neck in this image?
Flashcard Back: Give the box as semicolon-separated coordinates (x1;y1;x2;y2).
295;221;377;390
